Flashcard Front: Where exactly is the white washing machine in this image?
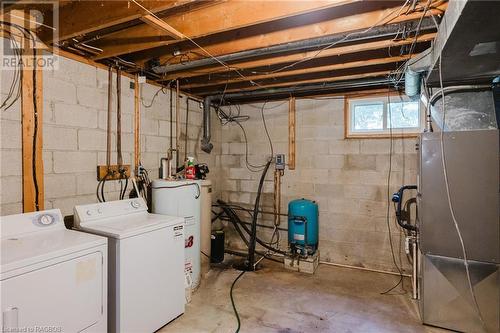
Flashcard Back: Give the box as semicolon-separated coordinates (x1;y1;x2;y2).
151;180;202;289
0;209;108;332
73;198;185;333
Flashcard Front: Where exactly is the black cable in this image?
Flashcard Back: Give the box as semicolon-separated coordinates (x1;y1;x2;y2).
100;175;107;202
216;201;287;255
230;271;246;333
31;48;40;211
260;102;274;158
381;88;406;295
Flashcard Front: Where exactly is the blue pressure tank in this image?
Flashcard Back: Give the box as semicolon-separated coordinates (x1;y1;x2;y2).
288;199;319;254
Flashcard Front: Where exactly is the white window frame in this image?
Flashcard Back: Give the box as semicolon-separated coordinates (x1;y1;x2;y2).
345;93;423;138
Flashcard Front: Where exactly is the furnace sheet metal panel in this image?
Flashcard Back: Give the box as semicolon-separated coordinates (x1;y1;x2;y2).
419;130;499;263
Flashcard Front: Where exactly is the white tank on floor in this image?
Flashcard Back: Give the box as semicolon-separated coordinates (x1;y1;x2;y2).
151;179;202;289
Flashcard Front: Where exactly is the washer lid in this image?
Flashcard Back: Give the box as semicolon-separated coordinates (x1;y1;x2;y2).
77;213;184;239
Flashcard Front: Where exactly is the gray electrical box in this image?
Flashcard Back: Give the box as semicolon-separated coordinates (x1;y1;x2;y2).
275;154;285;170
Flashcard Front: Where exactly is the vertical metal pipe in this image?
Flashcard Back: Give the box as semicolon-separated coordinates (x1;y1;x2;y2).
116;67;123;166
176;79;180;168
106;67;112;167
184;97;189;162
134;74;140;174
412;236;418;299
169;86;173;152
288;97;296;170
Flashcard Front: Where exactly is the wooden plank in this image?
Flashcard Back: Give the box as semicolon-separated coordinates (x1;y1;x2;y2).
40;0;194;43
134;74;141;174
92;0;358;60
21;48;44;212
288;97;296;171
140;14;184;40
143;3;446;66
165;33;436;80
182;55;412;89
204;70;392;95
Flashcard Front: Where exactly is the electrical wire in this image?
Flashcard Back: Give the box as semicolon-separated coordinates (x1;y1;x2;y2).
437;55;487;329
381;89;406;295
0;21;34;111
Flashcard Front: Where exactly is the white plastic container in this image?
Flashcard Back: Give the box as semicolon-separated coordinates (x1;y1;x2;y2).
151;179;202;289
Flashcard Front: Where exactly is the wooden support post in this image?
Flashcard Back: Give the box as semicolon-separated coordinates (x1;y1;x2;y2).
134;74;140;174
21;48;44;212
288;97;296;170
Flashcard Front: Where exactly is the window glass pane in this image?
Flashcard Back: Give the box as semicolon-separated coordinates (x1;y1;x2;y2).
352;103;384;131
387;101;420;128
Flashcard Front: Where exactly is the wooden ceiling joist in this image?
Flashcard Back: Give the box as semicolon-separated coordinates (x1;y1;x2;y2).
140;14;184;40
41;0;194;43
163;32;436;81
199;70;393;96
91;0;360;60
181;55;412;90
19;0;447;100
135;2;446;67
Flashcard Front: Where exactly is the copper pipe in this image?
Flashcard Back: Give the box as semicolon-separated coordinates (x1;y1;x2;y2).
116;67;122;167
106;67;112;167
273;169;283;226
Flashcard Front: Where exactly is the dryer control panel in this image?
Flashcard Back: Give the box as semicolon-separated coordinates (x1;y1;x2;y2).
74;198;148;226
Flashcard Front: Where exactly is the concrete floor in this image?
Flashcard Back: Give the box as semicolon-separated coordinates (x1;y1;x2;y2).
159;259;449;333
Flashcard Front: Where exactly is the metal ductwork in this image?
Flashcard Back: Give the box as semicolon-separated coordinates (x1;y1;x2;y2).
152;18;436;75
426;0;500;85
201;96;215;153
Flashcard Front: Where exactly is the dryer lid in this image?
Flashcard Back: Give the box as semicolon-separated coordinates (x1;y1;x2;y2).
1;210;106;276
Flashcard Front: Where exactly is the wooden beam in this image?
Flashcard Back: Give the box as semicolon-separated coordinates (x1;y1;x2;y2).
140;14;184;40
91;0;358;60
202;70;392;95
288;97;296;171
21;48;44;212
134;74;141;174
143;3;446;66
165;32;436;80
41;0;194;43
182;55;412;89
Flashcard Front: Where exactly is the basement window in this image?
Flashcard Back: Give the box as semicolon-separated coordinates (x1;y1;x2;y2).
345;94;422;138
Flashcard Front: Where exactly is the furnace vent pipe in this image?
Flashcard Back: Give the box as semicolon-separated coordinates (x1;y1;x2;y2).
201;96;215;154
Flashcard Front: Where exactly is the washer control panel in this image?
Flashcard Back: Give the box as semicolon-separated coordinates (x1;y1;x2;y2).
74;198;148;225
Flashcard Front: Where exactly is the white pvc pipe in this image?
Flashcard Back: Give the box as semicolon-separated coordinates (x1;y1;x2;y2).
319;261;411;278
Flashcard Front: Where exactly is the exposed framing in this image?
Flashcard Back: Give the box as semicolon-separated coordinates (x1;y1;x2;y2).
21;48;44;212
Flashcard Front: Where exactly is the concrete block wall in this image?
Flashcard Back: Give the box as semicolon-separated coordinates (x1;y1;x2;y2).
0;51;220;216
217;98;418;273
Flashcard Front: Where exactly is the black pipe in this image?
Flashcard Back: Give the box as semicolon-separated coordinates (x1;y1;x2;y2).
217;199;287;255
153;19;436;74
392;185;418;231
225;249;283;264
